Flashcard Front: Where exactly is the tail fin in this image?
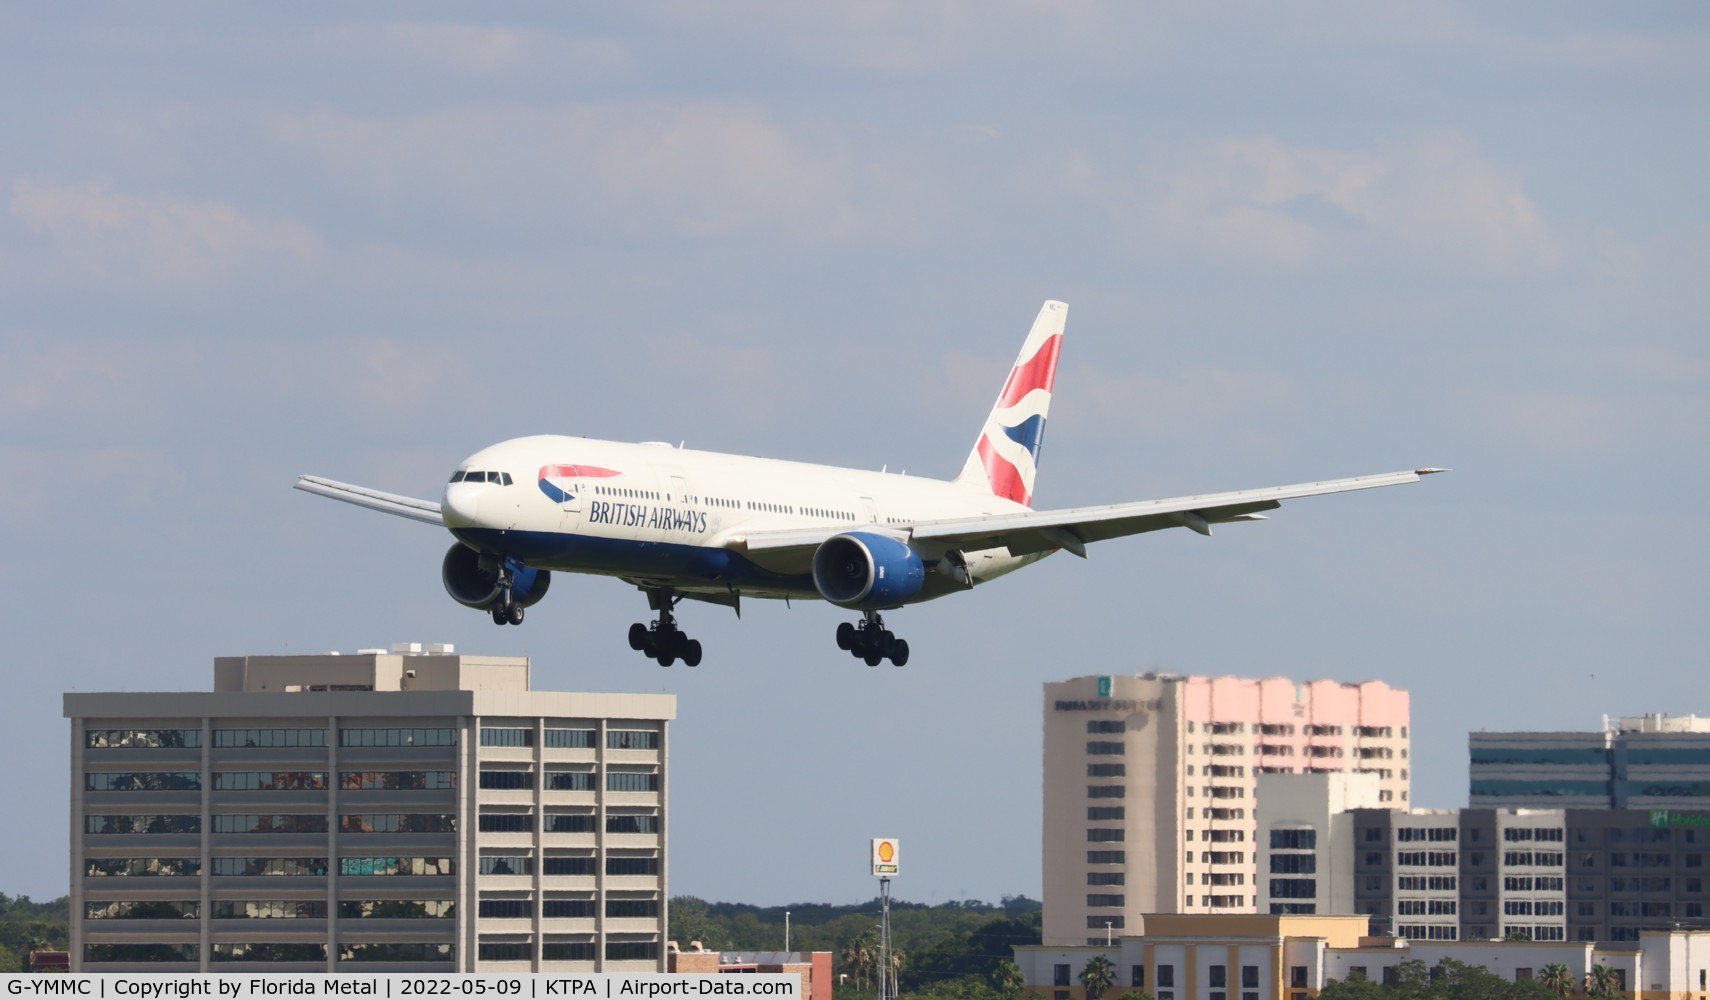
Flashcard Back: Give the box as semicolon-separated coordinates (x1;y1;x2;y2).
952;300;1067;508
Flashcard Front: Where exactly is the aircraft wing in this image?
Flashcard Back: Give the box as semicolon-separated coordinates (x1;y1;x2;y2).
728;468;1444;568
295;475;445;526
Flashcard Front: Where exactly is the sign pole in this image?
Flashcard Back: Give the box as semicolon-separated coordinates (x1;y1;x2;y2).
871;839;900;1000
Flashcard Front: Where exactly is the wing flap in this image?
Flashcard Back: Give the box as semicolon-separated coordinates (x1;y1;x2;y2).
295;475;445;526
725;468;1436;562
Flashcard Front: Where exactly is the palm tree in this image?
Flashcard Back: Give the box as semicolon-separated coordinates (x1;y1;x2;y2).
843;935;877;994
1586;965;1620;999
993;960;1028;998
1080;955;1118;1000
1539;964;1574;997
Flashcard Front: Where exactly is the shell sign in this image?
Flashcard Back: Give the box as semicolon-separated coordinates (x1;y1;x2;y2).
871;838;900;876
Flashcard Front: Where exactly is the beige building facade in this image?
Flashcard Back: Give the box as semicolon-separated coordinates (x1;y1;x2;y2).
66;645;674;973
1043;674;1410;944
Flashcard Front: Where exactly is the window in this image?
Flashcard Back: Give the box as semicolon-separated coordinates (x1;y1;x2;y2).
211;943;327;963
478;942;532;962
86;858;201;877
607;771;659;792
87;814;201;834
544;728;595;748
210;857;327;877
211;814;324;834
480;813;533;833
1291;967;1309;989
479;769;533;790
339;727;457;747
543;899;595;918
1088;807;1126;821
1271;854;1317;874
339;943;453;963
606;814;659;834
546;813;594;833
543;857;596;876
1157;965;1175;988
1088;851;1125;864
213;728;322;748
209;900;326;919
340;770;456;791
1243;967;1259;989
545;768;594;791
1132;967;1145;989
1089;721;1127;734
341;900;453;918
1210;966;1227;988
608;730;659;750
87;900;199;920
88;729;202;748
1087;894;1124;907
339;857;453;876
481;727;533;747
606;856;661;876
1088;785;1125;798
339;813;455;834
86;772;200;791
480;856;533;876
1271;829;1317;850
1088;764;1127;777
214;771;327;791
606;898;660;918
1087;742;1126;755
1088;829;1125;842
1054;965;1071;987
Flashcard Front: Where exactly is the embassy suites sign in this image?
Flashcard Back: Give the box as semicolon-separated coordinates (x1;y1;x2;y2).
1054;698;1162;712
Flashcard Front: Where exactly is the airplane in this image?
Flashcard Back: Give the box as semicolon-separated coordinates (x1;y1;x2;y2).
297;301;1443;667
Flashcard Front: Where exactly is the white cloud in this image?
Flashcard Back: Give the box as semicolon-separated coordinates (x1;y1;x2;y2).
1072;131;1561;276
9;180;320;289
274;101;922;243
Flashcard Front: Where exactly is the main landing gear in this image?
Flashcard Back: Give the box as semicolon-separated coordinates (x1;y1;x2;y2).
836;611;909;667
628;589;703;667
490;562;524;626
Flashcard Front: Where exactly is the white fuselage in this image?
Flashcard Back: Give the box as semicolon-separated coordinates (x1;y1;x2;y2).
440;435;1042;602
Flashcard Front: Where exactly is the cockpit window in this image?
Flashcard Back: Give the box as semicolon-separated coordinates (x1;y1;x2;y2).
499;472;513;486
449;470;466;483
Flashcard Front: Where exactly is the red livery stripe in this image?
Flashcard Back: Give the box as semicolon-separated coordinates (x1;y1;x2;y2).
996;334;1063;410
538;465;622;480
976;436;1031;507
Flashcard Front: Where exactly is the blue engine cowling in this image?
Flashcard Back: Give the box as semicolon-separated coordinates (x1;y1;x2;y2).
811;532;926;609
441;543;551;610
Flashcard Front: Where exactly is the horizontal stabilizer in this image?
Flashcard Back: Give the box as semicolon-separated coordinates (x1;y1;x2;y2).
295;475;444;526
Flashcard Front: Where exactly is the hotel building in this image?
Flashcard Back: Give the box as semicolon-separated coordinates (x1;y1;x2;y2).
1257;775;1710;944
65;645;674;973
1471;715;1710;810
1042;674;1410;944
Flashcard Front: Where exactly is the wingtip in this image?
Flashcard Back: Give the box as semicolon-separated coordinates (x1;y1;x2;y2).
1416;467;1451;476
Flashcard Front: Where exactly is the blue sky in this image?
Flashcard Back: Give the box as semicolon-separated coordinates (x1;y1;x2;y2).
3;3;1708;905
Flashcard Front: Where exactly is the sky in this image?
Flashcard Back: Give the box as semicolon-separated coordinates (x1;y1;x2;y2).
2;3;1708;906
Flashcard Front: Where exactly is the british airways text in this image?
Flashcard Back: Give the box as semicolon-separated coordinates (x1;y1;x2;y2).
587;501;708;534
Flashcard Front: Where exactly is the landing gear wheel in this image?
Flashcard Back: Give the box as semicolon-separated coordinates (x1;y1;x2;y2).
890;639;910;667
877;629;896;656
506;603;525;625
683;639;703;667
628;623;649;651
492;606;508;626
863;651;883;667
836;622;856;650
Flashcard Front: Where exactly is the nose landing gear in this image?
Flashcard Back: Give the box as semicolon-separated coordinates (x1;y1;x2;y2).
490;559;525;626
629;588;702;667
836;611;909;666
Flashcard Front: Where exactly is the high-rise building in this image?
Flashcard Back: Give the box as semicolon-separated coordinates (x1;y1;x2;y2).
66;645;674;973
1471;714;1710;809
1042;673;1410;944
1257;774;1710;944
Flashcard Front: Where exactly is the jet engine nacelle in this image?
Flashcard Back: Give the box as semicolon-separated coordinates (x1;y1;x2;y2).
441;543;551;610
811;531;926;609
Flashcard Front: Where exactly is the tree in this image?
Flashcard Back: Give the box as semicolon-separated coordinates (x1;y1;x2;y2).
1585;965;1620;1000
1080;955;1118;1000
992;960;1027;999
1538;965;1574;998
1112;992;1156;1000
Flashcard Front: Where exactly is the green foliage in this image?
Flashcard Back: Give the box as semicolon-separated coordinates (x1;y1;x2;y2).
1538;965;1574;998
1079;955;1118;1000
1585;965;1620;1000
668;896;1042;995
1323;960;1579;1000
1112;991;1156;1000
0;893;71;973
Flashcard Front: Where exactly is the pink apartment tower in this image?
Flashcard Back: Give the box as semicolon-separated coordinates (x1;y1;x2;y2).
1041;673;1411;945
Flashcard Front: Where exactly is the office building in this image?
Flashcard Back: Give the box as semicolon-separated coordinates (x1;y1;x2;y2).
1043;673;1410;944
1257;776;1710;944
670;947;834;1000
66;645;674;973
1471;714;1710;809
1015;913;1710;1000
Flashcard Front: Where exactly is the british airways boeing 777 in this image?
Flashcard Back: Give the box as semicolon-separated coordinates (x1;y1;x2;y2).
297;302;1442;666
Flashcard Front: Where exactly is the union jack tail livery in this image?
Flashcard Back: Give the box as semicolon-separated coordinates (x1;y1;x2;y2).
953;300;1067;507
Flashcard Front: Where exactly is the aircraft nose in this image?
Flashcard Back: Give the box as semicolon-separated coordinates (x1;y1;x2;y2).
442;483;480;527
